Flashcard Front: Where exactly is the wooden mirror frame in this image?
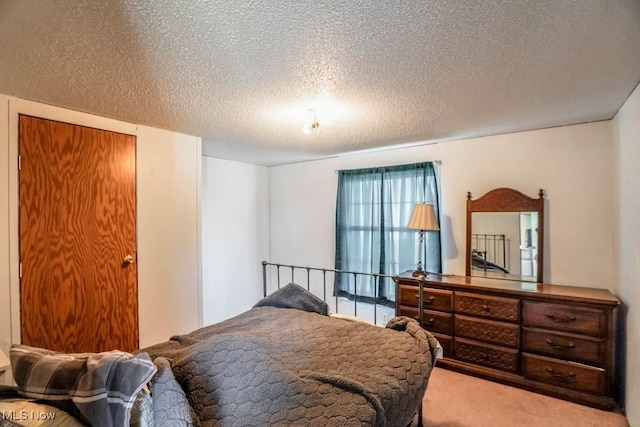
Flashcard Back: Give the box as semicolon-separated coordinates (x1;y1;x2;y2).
465;188;545;283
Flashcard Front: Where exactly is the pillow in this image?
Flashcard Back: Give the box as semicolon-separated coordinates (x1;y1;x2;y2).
253;282;329;315
10;345;157;427
328;312;369;323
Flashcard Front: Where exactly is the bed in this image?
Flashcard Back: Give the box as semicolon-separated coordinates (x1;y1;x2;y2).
1;283;438;426
471;249;510;273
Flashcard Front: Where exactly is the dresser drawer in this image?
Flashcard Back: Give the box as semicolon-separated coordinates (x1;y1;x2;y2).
454;292;520;322
522;302;607;336
522;327;605;365
398;305;452;334
522;353;606;394
398;285;453;311
453;338;519;372
455;315;520;348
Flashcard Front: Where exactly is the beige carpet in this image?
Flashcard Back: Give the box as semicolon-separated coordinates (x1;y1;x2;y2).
422;367;629;427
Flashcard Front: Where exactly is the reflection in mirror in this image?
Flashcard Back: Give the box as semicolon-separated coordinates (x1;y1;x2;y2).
465;188;545;283
470;212;538;282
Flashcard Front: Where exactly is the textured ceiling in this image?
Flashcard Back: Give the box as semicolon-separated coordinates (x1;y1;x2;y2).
1;1;639;165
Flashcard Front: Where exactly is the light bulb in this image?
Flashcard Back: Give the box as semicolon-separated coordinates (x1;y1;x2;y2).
302;109;320;134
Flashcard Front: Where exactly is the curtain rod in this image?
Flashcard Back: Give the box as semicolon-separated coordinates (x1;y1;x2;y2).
334;160;442;174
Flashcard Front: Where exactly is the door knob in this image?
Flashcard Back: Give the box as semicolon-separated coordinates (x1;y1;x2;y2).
123;255;136;266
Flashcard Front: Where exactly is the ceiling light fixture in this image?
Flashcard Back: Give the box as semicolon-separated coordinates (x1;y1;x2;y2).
302;110;320;134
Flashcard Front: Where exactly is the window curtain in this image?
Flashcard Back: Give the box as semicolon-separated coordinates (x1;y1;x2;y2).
334;162;440;304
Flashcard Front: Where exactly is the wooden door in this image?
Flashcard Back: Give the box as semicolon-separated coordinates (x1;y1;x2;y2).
19;115;138;353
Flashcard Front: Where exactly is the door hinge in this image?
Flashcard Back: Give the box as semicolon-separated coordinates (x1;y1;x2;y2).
19;262;23;278
18;155;21;171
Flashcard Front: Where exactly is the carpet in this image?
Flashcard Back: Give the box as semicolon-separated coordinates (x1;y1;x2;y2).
422;367;629;427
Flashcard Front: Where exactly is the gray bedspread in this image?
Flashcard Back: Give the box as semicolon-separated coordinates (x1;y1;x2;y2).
142;285;438;426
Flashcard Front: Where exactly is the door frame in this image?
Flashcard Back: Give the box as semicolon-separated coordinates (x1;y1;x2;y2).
8;98;139;350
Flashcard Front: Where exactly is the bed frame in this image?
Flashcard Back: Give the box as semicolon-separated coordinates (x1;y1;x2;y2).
262;261;395;324
470;232;509;272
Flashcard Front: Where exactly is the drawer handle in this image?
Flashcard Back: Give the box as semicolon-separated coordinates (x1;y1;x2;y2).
546;314;577;323
482;304;490;312
415;294;436;304
545;338;576;350
545;367;576;380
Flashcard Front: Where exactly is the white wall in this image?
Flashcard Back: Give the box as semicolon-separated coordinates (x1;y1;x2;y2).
201;156;270;325
136;126;202;348
0;96;202;365
269;121;614;290
613;82;640;425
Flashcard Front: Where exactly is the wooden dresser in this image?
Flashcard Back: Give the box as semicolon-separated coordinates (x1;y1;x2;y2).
394;273;619;410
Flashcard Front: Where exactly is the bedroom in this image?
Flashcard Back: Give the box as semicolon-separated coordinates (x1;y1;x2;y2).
0;1;639;426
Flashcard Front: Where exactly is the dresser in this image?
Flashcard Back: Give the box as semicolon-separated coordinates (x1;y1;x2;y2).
394;273;620;410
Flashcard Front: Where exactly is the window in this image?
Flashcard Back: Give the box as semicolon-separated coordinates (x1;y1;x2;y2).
334;162;441;304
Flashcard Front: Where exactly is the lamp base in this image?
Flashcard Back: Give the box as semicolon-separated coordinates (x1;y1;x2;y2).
411;268;426;278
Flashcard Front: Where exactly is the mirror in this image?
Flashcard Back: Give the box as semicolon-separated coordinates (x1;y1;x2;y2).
465;188;545;283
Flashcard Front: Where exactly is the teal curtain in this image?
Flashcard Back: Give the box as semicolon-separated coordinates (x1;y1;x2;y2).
334;162;440;304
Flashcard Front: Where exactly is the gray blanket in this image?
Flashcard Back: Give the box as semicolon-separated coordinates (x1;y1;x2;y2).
142;285;438;426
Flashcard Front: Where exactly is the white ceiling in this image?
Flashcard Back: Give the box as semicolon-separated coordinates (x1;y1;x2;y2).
1;1;639;166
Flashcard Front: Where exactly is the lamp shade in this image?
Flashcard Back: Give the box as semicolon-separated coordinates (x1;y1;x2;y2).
407;203;439;231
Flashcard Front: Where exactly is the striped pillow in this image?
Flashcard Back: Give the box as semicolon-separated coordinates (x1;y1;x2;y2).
10;345;156;427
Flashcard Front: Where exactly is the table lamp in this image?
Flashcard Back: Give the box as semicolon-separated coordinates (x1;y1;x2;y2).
407;203;439;277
